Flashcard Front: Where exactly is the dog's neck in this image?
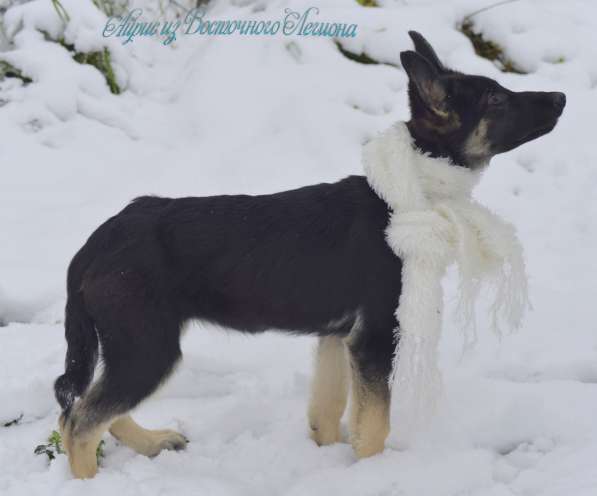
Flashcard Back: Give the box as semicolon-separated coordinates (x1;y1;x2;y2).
406;120;489;170
364;122;481;209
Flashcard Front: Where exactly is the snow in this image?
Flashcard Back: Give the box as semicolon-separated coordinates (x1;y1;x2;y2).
1;0;597;494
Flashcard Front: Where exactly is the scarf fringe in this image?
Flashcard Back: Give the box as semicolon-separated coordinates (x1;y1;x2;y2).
363;123;530;434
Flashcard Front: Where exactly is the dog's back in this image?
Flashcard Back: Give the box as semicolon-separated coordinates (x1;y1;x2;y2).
73;176;400;337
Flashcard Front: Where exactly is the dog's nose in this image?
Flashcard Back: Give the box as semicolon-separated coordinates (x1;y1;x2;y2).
550;92;566;114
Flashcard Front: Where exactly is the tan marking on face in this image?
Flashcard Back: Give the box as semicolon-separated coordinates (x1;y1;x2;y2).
422;110;461;134
308;336;350;446
464;118;491;161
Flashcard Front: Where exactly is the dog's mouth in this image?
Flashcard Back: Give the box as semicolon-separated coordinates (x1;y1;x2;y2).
512;120;559;148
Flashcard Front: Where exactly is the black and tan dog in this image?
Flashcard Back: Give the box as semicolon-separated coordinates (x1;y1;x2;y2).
55;32;565;478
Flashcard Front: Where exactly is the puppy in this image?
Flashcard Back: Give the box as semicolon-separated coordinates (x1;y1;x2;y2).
55;31;565;478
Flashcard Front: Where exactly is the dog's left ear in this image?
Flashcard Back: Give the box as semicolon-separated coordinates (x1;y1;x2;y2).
408;31;445;72
400;50;449;117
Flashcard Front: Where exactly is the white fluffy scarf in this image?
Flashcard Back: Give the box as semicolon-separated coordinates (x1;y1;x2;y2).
363;122;529;426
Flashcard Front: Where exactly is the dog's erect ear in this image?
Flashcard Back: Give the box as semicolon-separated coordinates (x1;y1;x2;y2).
408;31;444;72
400;50;448;117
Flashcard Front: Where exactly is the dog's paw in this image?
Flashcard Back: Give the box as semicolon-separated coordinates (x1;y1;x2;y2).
148;430;189;457
309;424;342;446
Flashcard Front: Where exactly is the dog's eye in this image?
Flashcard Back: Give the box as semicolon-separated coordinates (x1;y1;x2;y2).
488;92;507;106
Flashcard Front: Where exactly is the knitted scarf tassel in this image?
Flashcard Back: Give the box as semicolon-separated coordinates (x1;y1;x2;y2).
363;122;530;429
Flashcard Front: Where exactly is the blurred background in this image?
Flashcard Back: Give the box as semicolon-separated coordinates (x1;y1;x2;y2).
0;1;596;495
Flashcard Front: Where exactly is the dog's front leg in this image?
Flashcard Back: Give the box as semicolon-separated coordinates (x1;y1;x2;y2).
308;336;349;445
346;330;393;459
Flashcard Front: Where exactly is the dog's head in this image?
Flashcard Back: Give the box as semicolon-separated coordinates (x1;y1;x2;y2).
401;31;566;168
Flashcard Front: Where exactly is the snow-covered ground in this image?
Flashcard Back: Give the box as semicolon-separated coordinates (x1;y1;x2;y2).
1;0;597;494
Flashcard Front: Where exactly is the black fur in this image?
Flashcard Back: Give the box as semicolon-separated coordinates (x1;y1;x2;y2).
55;177;401;421
54;32;565;431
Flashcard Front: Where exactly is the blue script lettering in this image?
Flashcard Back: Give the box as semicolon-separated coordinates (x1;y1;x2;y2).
161;20;181;45
102;7;358;42
184;8;205;35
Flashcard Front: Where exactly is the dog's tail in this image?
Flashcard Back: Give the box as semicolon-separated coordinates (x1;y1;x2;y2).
54;261;98;418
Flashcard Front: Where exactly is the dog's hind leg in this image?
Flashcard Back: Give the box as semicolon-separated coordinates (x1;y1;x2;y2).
109;415;187;457
61;289;184;478
308;336;349;446
59;408;110;479
61;347;182;477
346;324;393;459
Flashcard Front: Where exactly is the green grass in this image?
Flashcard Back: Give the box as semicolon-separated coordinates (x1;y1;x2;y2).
0;60;33;84
34;430;65;461
92;0;128;17
34;430;105;463
51;0;70;23
73;48;121;95
3;413;24;427
54;36;121;95
459;20;526;74
1;23;120;94
335;41;398;68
